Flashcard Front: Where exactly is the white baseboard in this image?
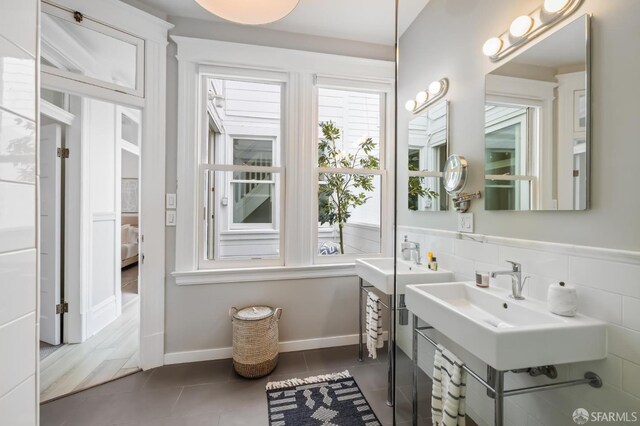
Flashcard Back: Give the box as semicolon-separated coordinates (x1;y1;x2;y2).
163;331;389;365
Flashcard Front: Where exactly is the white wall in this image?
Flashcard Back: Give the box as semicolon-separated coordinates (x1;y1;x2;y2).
398;0;640;424
398;0;640;251
0;0;38;424
163;24;394;359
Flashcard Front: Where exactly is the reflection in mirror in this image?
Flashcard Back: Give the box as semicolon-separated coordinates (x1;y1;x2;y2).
484;15;589;211
407;101;449;211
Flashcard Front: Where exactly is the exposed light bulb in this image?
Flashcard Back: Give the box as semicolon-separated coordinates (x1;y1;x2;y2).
405;100;417;112
543;0;571;13
416;91;429;104
428;80;443;96
483;37;504;57
510;15;534;38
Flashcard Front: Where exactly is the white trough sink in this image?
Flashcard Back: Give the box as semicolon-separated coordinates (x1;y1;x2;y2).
355;258;454;295
405;282;607;371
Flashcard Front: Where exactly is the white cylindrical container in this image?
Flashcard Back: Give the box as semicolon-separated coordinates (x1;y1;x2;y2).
547;282;578;317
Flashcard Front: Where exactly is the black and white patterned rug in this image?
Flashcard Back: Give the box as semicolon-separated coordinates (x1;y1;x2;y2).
265;370;381;426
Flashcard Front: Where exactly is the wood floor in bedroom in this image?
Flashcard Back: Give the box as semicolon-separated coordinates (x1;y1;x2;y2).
40;278;140;403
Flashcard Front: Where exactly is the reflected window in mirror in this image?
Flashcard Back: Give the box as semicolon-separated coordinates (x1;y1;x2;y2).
408;100;449;211
484;15;589;211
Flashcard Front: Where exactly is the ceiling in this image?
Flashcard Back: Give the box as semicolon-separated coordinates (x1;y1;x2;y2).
133;0;429;45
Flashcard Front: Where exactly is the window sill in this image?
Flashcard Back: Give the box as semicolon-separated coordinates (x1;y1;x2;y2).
172;263;357;285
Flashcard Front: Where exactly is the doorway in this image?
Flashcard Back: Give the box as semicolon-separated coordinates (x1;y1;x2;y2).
38;89;142;402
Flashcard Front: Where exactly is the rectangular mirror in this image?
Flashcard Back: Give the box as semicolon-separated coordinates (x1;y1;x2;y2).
484;15;589;211
408;100;449;211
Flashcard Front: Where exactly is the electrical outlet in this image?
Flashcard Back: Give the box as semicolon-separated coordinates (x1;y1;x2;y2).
457;212;474;233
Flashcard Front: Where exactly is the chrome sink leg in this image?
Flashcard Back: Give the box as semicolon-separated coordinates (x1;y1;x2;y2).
358;278;364;362
386;294;395;407
412;314;418;426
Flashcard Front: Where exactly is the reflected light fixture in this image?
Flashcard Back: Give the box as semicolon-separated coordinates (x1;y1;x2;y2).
415;91;429;104
543;0;571;13
194;0;301;25
405;100;418;112
428;80;443;96
482;0;583;61
405;78;449;114
510;15;534;37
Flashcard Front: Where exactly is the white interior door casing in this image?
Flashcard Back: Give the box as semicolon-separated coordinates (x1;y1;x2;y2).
39;124;63;345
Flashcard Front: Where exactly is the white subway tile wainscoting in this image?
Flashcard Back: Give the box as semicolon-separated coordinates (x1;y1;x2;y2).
399;226;640;426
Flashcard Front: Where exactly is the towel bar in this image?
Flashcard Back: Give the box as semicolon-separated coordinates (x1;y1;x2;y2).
358;278;395;406
411;314;602;426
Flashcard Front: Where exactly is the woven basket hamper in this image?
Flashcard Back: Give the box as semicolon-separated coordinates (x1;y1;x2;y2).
229;306;282;378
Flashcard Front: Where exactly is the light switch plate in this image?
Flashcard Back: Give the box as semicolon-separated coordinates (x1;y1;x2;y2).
166;193;177;209
457;212;474;233
166;210;177;226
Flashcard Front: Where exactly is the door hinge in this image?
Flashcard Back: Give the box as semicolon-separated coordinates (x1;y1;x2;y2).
57;148;70;158
56;302;68;314
573;170;579;177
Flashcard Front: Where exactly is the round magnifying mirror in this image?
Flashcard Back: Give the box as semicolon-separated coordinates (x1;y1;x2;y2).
443;154;468;195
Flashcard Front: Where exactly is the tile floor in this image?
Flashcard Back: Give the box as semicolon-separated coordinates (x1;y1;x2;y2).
41;345;477;426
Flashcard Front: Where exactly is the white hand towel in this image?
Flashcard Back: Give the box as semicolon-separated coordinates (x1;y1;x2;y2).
432;344;467;426
366;291;384;359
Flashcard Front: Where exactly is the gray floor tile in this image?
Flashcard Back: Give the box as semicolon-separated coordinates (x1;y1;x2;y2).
303;344;379;372
175;377;268;417
144;359;233;388
40;345;479;426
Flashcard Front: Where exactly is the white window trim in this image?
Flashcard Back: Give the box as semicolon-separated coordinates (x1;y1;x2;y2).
172;37;394;284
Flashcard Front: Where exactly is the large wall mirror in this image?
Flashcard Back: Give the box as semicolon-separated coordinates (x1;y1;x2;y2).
408;100;449;211
484;15;590;211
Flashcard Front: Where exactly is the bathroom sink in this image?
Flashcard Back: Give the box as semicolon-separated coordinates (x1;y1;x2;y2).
405;282;607;370
355;258;453;295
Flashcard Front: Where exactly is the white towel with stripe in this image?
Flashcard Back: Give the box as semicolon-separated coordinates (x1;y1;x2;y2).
366;291;384;359
432;344;467;426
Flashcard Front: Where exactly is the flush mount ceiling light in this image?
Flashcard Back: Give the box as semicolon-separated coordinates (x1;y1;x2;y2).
406;78;449;114
194;0;301;25
482;0;583;62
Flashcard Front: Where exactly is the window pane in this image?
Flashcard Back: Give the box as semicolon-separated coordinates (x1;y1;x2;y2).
318;88;381;169
232;138;273;180
318;173;381;256
205;171;280;261
232;181;273;224
41;11;139;91
485;179;531;211
203;77;282;263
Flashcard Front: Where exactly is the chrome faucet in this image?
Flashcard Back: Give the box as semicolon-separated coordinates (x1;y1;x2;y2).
401;236;422;265
491;260;528;300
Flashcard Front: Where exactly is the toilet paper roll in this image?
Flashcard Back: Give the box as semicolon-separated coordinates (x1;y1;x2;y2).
547;282;578;317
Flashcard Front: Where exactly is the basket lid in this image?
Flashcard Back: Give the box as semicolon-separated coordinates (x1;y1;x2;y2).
233;306;274;321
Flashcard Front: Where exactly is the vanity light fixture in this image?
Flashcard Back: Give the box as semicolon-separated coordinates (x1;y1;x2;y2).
406;78;449;114
194;0;301;25
482;37;503;57
415;91;429;104
509;15;534;38
482;0;583;62
544;0;572;13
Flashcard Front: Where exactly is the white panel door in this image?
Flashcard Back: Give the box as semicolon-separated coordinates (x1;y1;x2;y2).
39;124;62;345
